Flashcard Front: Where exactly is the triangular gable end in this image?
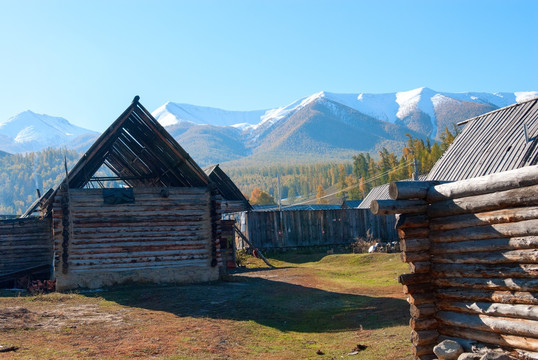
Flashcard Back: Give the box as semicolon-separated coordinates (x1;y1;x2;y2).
65;96;209;189
204;164;251;212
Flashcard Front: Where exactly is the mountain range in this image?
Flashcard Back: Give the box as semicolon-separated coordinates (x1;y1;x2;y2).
1;88;536;166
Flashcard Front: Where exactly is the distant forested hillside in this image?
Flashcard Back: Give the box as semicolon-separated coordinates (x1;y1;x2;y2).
0;128;456;214
227;127;457;204
0;149;81;215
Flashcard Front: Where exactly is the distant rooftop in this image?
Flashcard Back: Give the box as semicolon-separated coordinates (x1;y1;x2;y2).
427;97;538;181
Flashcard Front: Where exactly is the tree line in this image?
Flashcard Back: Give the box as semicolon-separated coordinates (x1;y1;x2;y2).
235;127;457;205
0;127;457;213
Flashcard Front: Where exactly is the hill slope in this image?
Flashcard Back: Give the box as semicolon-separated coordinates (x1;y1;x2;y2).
0;111;98;153
2;88;536;167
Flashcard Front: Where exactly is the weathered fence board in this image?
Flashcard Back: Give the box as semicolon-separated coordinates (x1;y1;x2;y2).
0;217;52;278
244;209;396;250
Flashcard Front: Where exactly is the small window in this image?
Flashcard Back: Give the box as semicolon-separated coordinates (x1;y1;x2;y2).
103;188;135;204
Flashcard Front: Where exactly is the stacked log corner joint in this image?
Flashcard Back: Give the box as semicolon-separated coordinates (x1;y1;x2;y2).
370;166;538;360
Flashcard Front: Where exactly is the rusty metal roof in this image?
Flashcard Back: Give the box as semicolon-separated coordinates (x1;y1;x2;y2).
427;97;538;181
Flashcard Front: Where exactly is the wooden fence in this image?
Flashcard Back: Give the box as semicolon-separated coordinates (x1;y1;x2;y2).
0;217;52;279
371;166;538;359
242;209;397;250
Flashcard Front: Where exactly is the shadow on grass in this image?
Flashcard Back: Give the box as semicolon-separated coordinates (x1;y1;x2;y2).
85;275;409;333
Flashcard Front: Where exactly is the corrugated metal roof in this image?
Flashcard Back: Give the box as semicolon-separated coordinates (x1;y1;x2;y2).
252;204;342;212
357;175;428;209
341;200;362;209
427;97;538;181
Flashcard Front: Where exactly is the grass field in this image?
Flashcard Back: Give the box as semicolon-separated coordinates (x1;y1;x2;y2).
0;252;411;359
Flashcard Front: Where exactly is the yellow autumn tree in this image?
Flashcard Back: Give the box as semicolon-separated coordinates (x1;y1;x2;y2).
249;187;276;205
316;185;328;204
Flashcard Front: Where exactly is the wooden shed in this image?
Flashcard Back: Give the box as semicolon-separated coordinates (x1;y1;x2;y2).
9;96;225;290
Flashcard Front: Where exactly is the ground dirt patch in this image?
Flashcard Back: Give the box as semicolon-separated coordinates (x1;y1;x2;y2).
0;253;411;359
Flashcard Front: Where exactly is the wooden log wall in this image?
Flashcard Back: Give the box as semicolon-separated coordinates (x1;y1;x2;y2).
0;217;52;278
371;166;538;360
244;209;397;250
52;187;220;290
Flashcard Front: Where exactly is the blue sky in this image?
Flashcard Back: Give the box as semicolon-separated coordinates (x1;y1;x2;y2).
0;0;536;132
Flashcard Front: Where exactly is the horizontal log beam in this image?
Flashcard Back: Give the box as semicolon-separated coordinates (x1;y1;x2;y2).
436;310;538;338
430;237;538;254
398;227;430;240
411;329;439;346
396;214;429;229
413;344;436;358
428;184;538;218
432;249;538;264
370;199;428;215
430;220;538;243
401;238;430;252
430;206;538;231
432;277;538;292
408;293;436;306
399;273;431;285
401;251;430;263
409;261;431;274
411;317;438;331
389;181;436;200
427;165;538;203
435;288;538;305
436;301;538;321
410;304;437;318
70;260;210;272
439;326;538;352
432;263;538;279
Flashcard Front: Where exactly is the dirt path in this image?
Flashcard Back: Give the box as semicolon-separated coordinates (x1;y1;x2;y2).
0;253;411;359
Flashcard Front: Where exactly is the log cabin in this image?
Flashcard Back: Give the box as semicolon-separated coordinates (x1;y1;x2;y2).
1;96;227;290
370;97;538;359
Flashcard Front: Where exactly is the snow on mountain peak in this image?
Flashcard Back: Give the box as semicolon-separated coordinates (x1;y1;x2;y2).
152;101;267;129
256;91;328;129
0;110;97;153
152;87;536;141
515;91;538;103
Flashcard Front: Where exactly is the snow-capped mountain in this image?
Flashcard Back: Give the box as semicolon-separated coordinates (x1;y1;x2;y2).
152;102;266;129
2;88;536;165
153;88;538;140
0;110;98;153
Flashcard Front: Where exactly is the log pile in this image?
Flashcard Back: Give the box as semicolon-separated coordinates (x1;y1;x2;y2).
371;165;538;360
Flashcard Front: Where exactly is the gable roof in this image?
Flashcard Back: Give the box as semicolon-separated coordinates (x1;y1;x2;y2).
65;96;209;189
427;97;538;181
204;164;251;208
30;97;210;217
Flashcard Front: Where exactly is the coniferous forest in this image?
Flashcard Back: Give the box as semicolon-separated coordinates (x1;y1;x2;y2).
0;128;456;214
